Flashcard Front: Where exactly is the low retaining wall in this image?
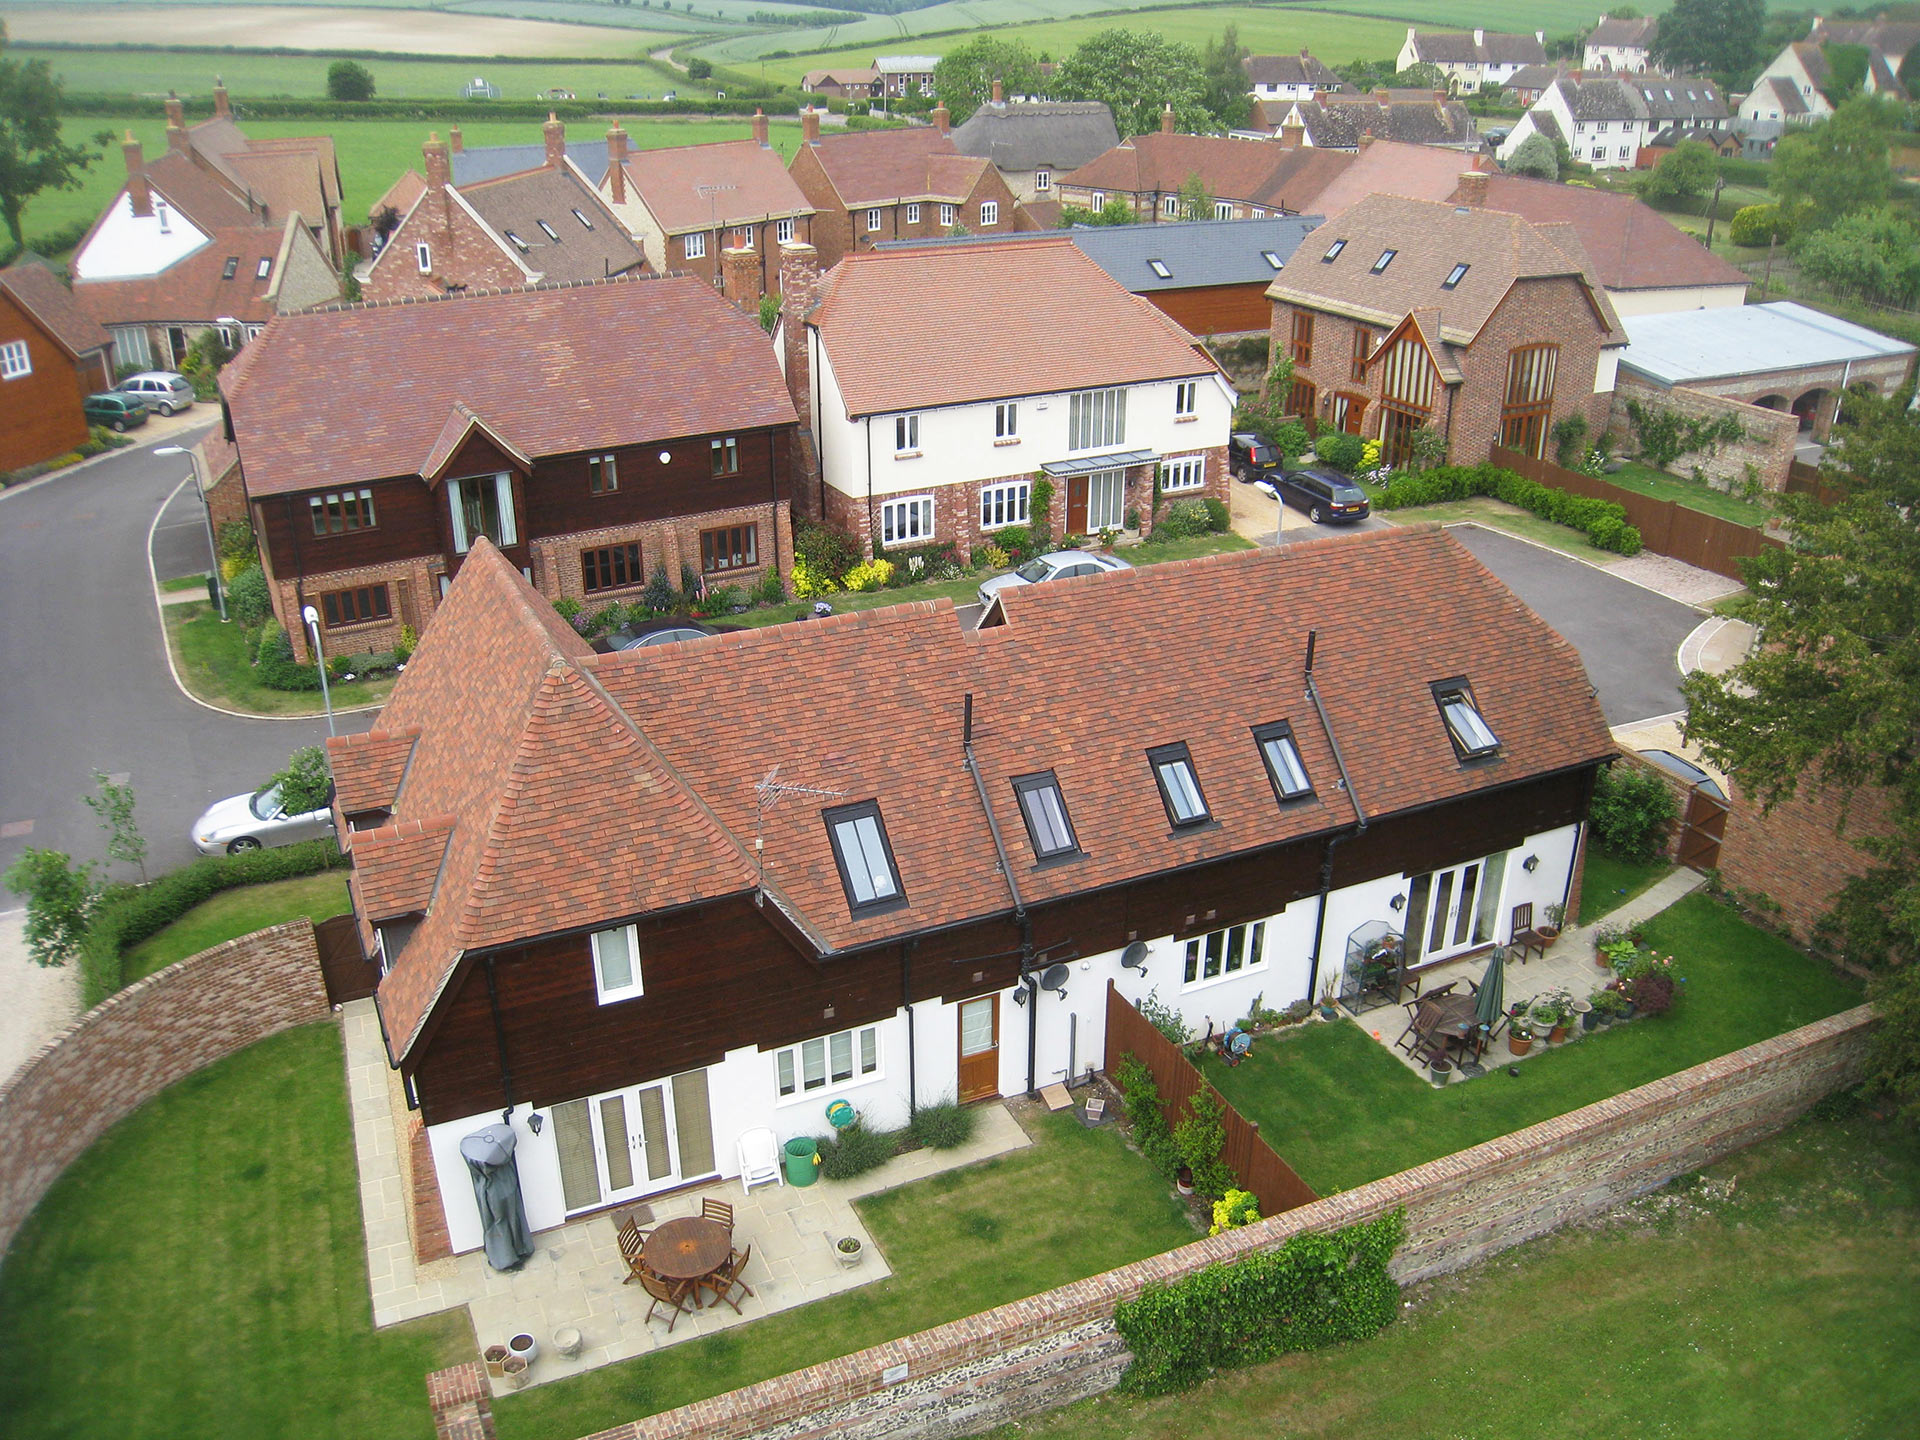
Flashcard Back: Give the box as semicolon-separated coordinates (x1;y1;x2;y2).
502;1004;1871;1440
0;920;329;1255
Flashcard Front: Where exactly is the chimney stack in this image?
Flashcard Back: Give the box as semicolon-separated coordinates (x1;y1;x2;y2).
1374;87;1391;108
165;92;188;151
544;113;566;169
752;108;770;148
423;131;451;191
607;123;629;205
1160;103;1175;135
802;106;821;146
721;246;762;310
1456;170;1489;207
932;102;950;135
778;242;822;431
450;125;464;154
1435;89;1447;105
213;77;230;119
991;79;1004;104
1280;121;1305;151
123;132;152;218
1474;27;1485;46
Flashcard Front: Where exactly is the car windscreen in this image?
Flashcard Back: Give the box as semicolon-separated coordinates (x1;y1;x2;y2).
1015;559;1054;583
249;785;285;821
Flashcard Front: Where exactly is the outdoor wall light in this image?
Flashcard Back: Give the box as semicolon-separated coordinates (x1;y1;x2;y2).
659;450;672;464
527;1113;544;1136
1522;854;1540;873
1389;893;1407;911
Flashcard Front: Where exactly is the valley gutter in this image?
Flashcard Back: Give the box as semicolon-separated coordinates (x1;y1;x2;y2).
1301;627;1368;1005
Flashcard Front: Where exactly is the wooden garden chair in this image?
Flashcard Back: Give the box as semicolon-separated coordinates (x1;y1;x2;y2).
699;1244;755;1315
615;1207;655;1284
637;1269;693;1333
1509;903;1550;964
702;1197;734;1234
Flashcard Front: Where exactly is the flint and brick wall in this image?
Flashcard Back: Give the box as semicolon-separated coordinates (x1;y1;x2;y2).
543;1004;1872;1440
0;920;329;1255
1610;374;1799;492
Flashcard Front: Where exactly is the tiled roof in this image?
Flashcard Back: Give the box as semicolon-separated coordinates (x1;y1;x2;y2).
356;527;1615;1059
452;139;610;188
458;164;644;282
875;55;940;72
330;727;419;819
810;237;1219;416
245;134;343;207
1306;140;1487;215
1503;64;1564;91
372;168;427;222
1553;76;1728;122
1587;15;1658;48
1294;95;1480;149
1460;174;1748;294
949;102;1119;172
622;138;815;233
140;150;259;232
1058;133;1353;212
1408;30;1548;65
1528;111;1565;143
352;817;454;920
1243;52;1344;87
804;69;879;87
226;274;798;497
70;218;300;327
0;263;111;358
1269;192;1621;348
1066;214;1323;291
1812;16;1920;60
1758;76;1810;116
802;127;983;206
226;148;330;225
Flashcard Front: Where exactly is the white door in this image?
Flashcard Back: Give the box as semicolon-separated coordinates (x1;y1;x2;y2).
1088;469;1125;530
552;1069;716;1214
1404;853;1506;965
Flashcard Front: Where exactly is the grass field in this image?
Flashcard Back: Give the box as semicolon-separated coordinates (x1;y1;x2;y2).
1604;459;1775;529
5;0;822;22
121;872;351;983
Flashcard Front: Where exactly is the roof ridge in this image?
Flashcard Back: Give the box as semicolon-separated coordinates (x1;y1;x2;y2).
306;268;679;315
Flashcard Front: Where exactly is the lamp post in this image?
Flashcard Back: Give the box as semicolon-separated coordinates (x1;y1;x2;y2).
302;604;336;738
154;444;226;622
1254;479;1284;547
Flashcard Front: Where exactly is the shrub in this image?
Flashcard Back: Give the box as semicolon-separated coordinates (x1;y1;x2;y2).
225;563;271;627
877;540;966;582
817;1121;897;1179
843;557;895;592
700;581;743;614
1729;202;1786;247
1138;987;1192;1044
1375;463;1642;554
254;624;320;691
640;565;678;614
217;520;256;562
750;569;786;606
905;1098;978;1150
1313;429;1365;473
1631;968;1677;1016
970;541;1010;571
794;520;859;584
1155;498;1214;541
3;848;97;968
395;624;417;661
1172;1089;1236;1200
551;596;583;621
1209;1188;1260;1236
271;744;333;814
1274;419;1310;463
1202;497;1231;533
1551;413;1589;468
1115;1053;1180;1177
790;555;840;597
1590;763;1679;860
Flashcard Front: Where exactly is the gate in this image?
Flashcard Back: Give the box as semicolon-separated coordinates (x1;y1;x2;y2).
1675;788;1729;871
315;912;380;1005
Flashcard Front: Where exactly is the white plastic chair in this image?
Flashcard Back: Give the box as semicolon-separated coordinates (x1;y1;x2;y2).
737;1127;784;1196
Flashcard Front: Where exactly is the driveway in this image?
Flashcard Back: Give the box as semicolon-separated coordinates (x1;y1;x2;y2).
1446;524;1702;727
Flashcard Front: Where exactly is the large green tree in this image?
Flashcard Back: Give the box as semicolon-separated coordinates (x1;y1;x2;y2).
1200;24;1252;130
1639;138;1717;201
1503;131;1560;180
1649;0;1765;81
1053;29;1212;138
1770;96;1896;227
931;36;1041;124
1793;207;1920;305
325;59;375;101
0;21;104;254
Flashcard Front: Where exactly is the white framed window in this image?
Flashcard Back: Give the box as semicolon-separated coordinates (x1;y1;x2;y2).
1067;387;1126;450
1034;170;1050;190
867;208;883;232
1213;201;1233;220
1254;721;1313;801
894;413;920;454
881;494;934;545
448;471;517;553
1090;192;1105;209
0;339;30;380
1435;679;1500;758
824;800;903;909
776;217;795;243
774;1024;880;1101
1596;121;1608;132
980;201;998;226
683;232;707;259
980;480;1029;529
1162;195;1179;217
588;453;618;494
1173;381;1197;417
415;242;432;273
1159;454;1204;492
1148;258;1171;279
1250;207;1266;219
1148;741;1209;826
591;924;643;1004
733;226;754;249
906;203;921;224
1618;146;1631;159
1012;771;1078;858
994;401;1018;439
1183;920;1267;988
940;203;956;227
255;256;272;279
1593;147;1606;160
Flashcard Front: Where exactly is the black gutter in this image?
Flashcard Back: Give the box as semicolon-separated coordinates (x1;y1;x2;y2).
1302;628;1370;1009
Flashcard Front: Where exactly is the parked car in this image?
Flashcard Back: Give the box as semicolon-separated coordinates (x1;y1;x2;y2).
82;392;149;432
1229;431;1283;482
593;618;738;653
978;550;1133;610
190;783;335;855
1268;467;1371;525
113;371;195;416
1636;748;1727;800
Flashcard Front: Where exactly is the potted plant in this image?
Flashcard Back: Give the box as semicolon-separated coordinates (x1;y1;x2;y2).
1507;1015;1534;1056
1531;996;1565;1044
836;1235;865;1268
502;1355;529;1390
1592;921;1627;968
1429;1054;1455;1086
1589;988;1630;1027
1175;1164;1195;1196
483;1344;510;1379
1540;903;1565;940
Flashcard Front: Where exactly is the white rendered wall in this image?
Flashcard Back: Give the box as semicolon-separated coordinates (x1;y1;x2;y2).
72;190;210;281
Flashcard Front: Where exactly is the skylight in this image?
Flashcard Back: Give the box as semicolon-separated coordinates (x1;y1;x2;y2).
1433;680;1500;759
505;230;529;251
1253;722;1313;802
572;207;594;230
1262;250;1284;269
256;256;272;279
1442;262;1469;289
1012;772;1078;859
537;218;559;240
1148;259;1172;279
824;801;904;911
221;257;239;280
1371;248;1397;274
1322;239;1346;262
1148;743;1210;827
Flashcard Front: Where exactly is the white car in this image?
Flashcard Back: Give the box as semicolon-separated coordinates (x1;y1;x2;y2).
977;550;1133;611
191;784;335;855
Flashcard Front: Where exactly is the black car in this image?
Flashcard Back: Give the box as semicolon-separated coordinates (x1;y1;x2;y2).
1229;431;1283;481
1274;467;1371;525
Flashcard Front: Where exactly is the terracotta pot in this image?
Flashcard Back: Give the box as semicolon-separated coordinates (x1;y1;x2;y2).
483;1345;509;1378
1549;1023;1570;1044
1508;1033;1533;1056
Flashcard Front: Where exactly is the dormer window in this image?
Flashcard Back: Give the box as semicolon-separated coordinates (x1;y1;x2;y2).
537;219;559;240
1371;249;1397;274
573;208;594;229
1147;743;1210;827
825;801;905;912
1148;259;1171;279
1322;239;1346;262
1434;679;1500;759
1012;771;1078;859
1252;722;1313;802
1442;263;1469;289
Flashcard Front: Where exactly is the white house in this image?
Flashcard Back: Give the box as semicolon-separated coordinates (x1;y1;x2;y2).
1503;75;1730;170
1583;14;1660;73
1244;50;1349;103
1397;28;1548;94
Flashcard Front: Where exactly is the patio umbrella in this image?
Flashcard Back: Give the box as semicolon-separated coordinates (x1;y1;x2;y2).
1473;949;1506;1035
461;1123;535;1273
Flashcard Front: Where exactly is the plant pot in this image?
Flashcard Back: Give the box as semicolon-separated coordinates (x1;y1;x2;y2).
1621;1002;1638;1020
835;1236;865;1268
1429;1057;1454;1085
1319;1003;1339;1020
508;1332;538;1365
1549;1023;1570;1044
552;1326;583;1360
1538;925;1561;942
1582;1009;1603;1031
502;1356;529;1390
483;1344;509;1378
1175;1165;1195;1196
1508;1032;1533;1056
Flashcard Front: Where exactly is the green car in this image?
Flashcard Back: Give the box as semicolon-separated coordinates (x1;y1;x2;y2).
83;391;149;431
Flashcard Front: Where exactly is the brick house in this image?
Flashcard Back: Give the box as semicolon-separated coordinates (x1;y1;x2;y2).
222;274;799;660
802;69;879;100
1266;191;1624;466
777;236;1235;553
786;110;1024;269
1396;27;1548;94
0;264;114;472
874;55;939;100
1055;115;1353;222
363;120;642;303
331;524;1615;1256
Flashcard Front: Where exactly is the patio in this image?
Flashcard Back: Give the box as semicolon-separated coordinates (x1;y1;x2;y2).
340;1000;1031;1396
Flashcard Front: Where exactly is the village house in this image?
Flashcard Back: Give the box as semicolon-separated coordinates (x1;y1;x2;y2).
331;522;1615;1256
1397;28;1548;94
1740;18;1918;132
1055;113;1352;222
948;91;1118;203
1248;90;1481;153
0;263;115;473
1504;76;1730;171
1242;50;1348;103
1501;65;1569;108
222;275;798;660
1583;14;1660;73
874;55;940;100
802;69;878;101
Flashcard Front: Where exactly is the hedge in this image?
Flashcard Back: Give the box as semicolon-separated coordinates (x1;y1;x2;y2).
61;94;784;124
1376;462;1643;554
79;838;348;1006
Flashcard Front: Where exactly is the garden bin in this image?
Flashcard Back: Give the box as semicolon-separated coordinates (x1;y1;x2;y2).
784;1136;821;1187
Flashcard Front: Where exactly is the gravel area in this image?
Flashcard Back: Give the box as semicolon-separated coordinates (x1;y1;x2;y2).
0;908;81;1088
1600;550;1745;607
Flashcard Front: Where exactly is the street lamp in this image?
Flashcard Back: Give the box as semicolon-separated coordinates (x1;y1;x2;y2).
302;604;336;738
154;444;226;622
1254;480;1284;547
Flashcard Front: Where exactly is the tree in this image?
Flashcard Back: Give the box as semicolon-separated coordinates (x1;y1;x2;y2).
1176;169;1211;220
1649;0;1764;80
930;36;1041;124
326;60;376;102
1053;29;1212;139
272;744;333;815
84;770;147;883
1793;207;1920;305
685;56;713;81
1503;131;1560;180
0;22;104;254
1681;383;1920;968
1397;61;1446;91
1771;97;1896;226
1639;139;1717;201
1866;963;1920;1124
1058;197;1137;226
3;847;95;968
1199;24;1252;130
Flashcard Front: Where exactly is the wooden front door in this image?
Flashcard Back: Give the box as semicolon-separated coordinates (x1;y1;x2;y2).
1065;475;1089;534
957;995;1000;1103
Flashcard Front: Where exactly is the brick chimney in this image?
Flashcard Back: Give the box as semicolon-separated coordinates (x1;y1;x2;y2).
450;125;464;154
1159;104;1176;136
779;241;822;431
1456;169;1489;206
1474;27;1485;46
1374;87;1391;108
423;131;451;191
1434;89;1447;106
1279;121;1305;151
932;102;950;135
991;79;1004;105
123;132;152;218
722;246;762;310
165;92;188;151
752;108;770;148
544;113;566;169
607;123;629;204
802;106;821;146
213;77;230;119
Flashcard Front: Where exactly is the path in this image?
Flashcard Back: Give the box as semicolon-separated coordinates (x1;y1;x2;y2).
0;908;81;1087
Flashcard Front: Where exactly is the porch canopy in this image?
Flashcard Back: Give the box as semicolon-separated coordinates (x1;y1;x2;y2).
1040;449;1158;477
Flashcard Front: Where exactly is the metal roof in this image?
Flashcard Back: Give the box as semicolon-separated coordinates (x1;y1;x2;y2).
1619;301;1914;386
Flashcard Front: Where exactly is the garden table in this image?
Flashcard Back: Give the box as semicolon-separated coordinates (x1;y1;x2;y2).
1421;993;1482;1059
643;1217;732;1305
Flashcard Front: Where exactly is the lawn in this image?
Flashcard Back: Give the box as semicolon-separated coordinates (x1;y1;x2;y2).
121;871;352;984
1379;496;1607;558
1603;460;1775;529
0;1023;472;1440
1206;892;1862;1195
981;1109;1920;1440
493;1109;1197;1439
167;599;398;716
1577;847;1674;925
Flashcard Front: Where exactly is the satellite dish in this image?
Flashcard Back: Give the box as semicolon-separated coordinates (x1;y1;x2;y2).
1039;963;1071;993
1120;941;1149;972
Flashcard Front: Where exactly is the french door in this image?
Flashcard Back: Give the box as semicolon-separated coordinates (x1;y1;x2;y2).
1403;853;1507;966
551;1069;717;1215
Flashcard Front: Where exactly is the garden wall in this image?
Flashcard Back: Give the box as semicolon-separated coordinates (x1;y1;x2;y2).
441;1003;1874;1440
1608;374;1799;493
0;920;329;1256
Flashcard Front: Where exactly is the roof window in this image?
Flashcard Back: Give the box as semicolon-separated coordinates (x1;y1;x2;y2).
572;207;594;230
221;256;239;280
1252;722;1314;802
1371;249;1397;274
1261;250;1284;269
537;218;559;240
1322;238;1346;262
1147;259;1171;279
1442;262;1469;289
1433;679;1500;760
1147;742;1211;827
824;800;905;912
1012;772;1079;859
255;256;272;279
504;230;530;252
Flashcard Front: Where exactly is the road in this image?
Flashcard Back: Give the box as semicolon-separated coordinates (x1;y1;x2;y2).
0;432;371;881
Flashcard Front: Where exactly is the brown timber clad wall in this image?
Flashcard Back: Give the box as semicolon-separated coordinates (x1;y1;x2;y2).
0;921;330;1255
0;289;91;473
1147;285;1273;338
556;1005;1873;1440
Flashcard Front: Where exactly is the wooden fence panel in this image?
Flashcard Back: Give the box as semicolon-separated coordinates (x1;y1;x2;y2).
1785;459;1847;507
315;913;379;1006
1104;981;1318;1217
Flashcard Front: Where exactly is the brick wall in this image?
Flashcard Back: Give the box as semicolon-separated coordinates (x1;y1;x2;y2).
555;1004;1872;1440
273;554;443;663
0;921;329;1255
530;500;792;607
1610;374;1799;492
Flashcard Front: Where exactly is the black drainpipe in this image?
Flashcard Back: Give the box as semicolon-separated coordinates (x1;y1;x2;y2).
959;694;1040;1094
901;938;918;1117
1302;628;1370;1007
484;955;518;1123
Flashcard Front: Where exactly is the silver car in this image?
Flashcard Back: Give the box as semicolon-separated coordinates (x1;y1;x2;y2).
114;371;196;416
190;784;335;855
977;550;1133;611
